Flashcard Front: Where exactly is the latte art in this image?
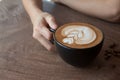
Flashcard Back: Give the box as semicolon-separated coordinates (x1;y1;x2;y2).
54;23;104;67
62;26;96;45
55;23;103;49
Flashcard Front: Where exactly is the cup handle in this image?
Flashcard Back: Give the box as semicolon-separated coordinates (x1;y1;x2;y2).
49;28;56;44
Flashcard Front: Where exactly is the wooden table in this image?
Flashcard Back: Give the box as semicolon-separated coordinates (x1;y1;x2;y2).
0;1;120;80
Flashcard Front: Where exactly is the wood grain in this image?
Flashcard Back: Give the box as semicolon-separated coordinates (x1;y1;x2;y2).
0;0;120;80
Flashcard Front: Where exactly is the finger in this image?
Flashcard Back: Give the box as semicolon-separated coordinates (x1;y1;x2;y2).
33;31;54;51
40;21;52;40
34;20;52;40
45;15;58;29
40;26;52;40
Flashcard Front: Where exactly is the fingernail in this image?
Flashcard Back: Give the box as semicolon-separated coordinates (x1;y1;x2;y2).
52;24;58;29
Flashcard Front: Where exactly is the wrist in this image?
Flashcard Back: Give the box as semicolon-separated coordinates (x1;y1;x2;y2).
29;8;43;22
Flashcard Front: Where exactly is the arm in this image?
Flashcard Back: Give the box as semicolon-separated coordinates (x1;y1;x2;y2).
57;0;120;22
22;0;58;51
22;0;42;23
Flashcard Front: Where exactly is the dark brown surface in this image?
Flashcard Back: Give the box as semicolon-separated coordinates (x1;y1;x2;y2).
0;1;120;80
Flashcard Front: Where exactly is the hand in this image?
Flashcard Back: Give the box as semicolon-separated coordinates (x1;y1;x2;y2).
32;12;58;51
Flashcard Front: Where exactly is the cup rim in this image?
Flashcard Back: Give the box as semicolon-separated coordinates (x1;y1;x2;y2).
54;34;104;50
53;22;104;50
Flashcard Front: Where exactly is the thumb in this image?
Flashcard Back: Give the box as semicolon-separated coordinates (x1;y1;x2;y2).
45;14;58;29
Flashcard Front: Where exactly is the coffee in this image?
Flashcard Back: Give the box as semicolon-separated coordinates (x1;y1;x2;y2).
55;23;103;49
53;23;104;67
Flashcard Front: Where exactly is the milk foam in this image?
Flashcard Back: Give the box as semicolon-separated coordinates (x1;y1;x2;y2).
62;26;96;45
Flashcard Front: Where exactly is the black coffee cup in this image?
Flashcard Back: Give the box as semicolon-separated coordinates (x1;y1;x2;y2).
50;23;104;67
